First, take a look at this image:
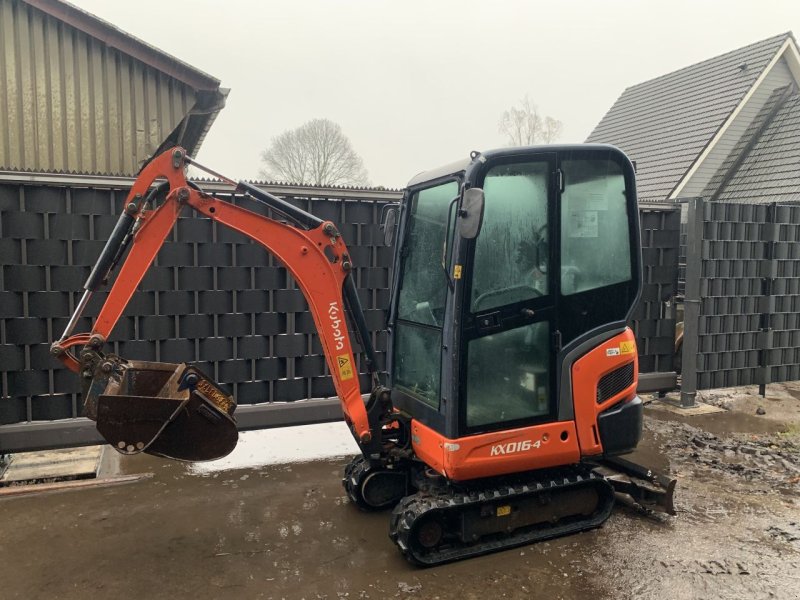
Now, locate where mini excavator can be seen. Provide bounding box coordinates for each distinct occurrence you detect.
[51,144,675,565]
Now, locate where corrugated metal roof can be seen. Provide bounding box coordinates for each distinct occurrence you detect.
[586,32,792,202]
[0,0,226,176]
[23,0,221,90]
[0,169,405,200]
[715,90,800,203]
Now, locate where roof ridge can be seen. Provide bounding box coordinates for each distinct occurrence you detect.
[620,32,791,94]
[242,179,401,192]
[0,167,402,192]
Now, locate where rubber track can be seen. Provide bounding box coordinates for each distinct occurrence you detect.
[389,466,615,566]
[343,455,371,509]
[342,455,403,509]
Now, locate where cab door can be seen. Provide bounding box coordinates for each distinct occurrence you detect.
[390,179,459,431]
[458,155,558,435]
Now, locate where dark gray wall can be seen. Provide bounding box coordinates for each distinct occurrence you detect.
[0,180,396,429]
[681,199,800,397]
[0,178,679,451]
[630,207,681,374]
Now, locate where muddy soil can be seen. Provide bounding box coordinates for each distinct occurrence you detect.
[1,385,799,600]
[612,415,800,600]
[646,414,800,491]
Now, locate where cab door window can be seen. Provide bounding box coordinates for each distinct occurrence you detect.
[466,321,551,428]
[470,162,550,312]
[465,159,554,431]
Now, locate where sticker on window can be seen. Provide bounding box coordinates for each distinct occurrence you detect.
[568,210,598,238]
[585,193,609,211]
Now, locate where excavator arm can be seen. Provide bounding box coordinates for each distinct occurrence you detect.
[51,147,385,461]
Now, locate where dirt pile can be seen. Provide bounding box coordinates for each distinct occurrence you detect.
[646,417,800,492]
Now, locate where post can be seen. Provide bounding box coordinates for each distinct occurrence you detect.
[680,197,704,408]
[757,203,779,397]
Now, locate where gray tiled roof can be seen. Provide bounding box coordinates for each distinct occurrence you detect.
[715,90,800,203]
[587,33,792,202]
[700,85,792,199]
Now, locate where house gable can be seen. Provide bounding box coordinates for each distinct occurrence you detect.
[587,33,792,203]
[674,37,800,199]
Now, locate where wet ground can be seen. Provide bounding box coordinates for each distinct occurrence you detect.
[1,385,799,600]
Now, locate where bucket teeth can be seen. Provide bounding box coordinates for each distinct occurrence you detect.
[83,355,238,462]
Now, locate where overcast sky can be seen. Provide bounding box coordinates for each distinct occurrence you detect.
[74,0,800,188]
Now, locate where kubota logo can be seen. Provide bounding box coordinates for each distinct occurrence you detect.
[328,302,345,351]
[490,439,541,456]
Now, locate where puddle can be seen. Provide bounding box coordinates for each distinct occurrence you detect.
[98,421,360,478]
[188,421,360,474]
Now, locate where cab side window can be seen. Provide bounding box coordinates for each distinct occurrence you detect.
[560,159,631,295]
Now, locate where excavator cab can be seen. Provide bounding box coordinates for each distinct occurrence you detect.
[387,146,642,480]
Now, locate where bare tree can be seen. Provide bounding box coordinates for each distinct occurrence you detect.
[541,116,563,144]
[499,96,563,146]
[259,118,369,186]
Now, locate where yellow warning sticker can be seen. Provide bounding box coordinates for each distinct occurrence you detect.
[336,354,354,380]
[496,505,511,517]
[453,264,462,279]
[619,341,636,355]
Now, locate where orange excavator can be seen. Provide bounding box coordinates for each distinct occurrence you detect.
[50,145,674,565]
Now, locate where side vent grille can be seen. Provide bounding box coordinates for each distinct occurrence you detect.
[596,362,635,404]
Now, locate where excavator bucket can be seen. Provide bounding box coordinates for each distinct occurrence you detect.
[82,356,238,462]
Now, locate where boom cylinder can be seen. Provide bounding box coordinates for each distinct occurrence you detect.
[343,274,380,380]
[237,181,324,230]
[84,204,137,291]
[57,203,137,341]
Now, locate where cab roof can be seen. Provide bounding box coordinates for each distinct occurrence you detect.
[405,144,624,188]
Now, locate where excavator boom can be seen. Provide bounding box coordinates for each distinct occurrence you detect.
[51,146,379,460]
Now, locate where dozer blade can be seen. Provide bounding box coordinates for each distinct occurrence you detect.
[83,356,238,462]
[592,455,676,516]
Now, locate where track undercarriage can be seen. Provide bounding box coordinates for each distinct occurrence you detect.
[344,451,675,566]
